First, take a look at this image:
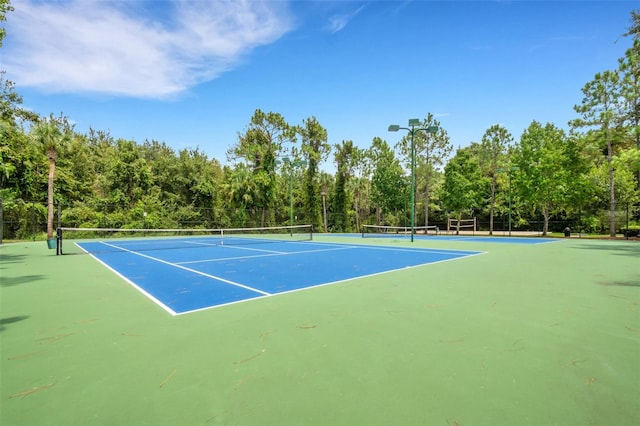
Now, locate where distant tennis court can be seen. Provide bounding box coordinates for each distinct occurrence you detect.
[62,225,483,315]
[360,224,558,244]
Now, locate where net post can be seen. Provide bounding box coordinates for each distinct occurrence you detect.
[56,227,62,255]
[220,229,224,245]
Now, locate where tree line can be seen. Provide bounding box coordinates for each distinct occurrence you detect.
[1,3,639,240]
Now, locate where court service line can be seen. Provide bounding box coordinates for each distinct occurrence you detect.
[177,252,284,265]
[98,241,272,296]
[176,245,358,265]
[305,241,480,256]
[184,240,287,255]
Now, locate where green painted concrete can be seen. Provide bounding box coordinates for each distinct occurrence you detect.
[1,237,638,425]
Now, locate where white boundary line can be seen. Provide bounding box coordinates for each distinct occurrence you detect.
[184,240,287,254]
[80,239,486,316]
[75,243,178,316]
[175,250,487,315]
[177,245,357,265]
[96,241,272,315]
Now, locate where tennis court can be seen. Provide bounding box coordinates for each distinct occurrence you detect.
[71,232,482,315]
[359,224,559,244]
[1,233,638,426]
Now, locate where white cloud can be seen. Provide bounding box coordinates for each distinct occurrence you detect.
[325,5,365,34]
[4,0,293,98]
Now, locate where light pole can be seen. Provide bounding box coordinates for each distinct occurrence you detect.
[388,119,438,242]
[496,166,519,236]
[321,184,328,233]
[279,157,307,227]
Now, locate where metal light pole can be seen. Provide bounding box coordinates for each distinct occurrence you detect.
[388,119,438,242]
[497,166,519,236]
[321,184,328,233]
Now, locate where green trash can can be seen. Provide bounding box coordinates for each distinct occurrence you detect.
[47,238,57,249]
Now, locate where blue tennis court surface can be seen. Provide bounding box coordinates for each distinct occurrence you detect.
[77,239,483,315]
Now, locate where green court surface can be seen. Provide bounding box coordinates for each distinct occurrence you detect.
[1,236,639,426]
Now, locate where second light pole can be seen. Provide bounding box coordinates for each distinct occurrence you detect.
[388,119,438,242]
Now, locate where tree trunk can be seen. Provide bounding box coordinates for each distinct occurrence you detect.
[542,205,549,237]
[489,176,496,236]
[321,192,328,233]
[47,155,56,240]
[423,166,431,229]
[353,191,359,233]
[608,137,616,238]
[424,185,430,229]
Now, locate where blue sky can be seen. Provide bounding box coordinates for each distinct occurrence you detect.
[2,0,636,171]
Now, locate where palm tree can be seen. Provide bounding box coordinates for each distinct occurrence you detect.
[31,116,71,241]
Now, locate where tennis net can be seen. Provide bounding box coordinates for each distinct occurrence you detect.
[361,224,439,238]
[57,224,313,255]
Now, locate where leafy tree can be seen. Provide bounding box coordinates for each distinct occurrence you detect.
[105,139,152,205]
[619,39,640,188]
[227,109,296,226]
[572,70,626,237]
[299,117,330,231]
[622,9,639,39]
[55,132,96,204]
[512,122,578,236]
[31,115,73,239]
[1,72,39,126]
[369,137,407,225]
[478,124,513,234]
[1,119,40,200]
[441,147,483,231]
[221,165,258,227]
[0,0,12,48]
[317,172,334,233]
[332,140,358,232]
[177,147,222,210]
[395,113,452,228]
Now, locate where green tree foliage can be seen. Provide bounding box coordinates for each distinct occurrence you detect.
[0,0,13,48]
[619,39,640,188]
[299,116,330,231]
[572,70,627,237]
[30,115,73,239]
[369,137,407,226]
[623,9,639,39]
[478,124,513,235]
[227,109,296,226]
[512,122,579,236]
[317,172,334,233]
[332,140,358,232]
[441,147,483,223]
[221,165,258,227]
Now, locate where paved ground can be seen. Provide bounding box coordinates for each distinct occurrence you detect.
[1,236,638,425]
